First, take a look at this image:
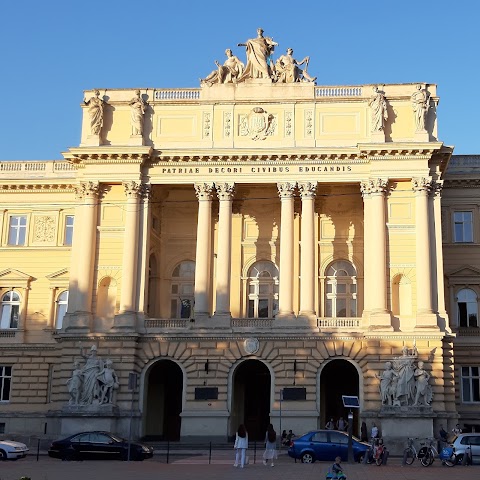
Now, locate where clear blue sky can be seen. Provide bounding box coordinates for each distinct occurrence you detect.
[0,0,477,160]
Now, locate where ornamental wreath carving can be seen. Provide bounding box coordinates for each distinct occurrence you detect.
[239,107,276,140]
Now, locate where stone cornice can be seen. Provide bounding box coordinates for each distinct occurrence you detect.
[63,146,153,166]
[0,183,75,193]
[444,179,480,188]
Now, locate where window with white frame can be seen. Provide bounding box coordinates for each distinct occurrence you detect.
[325,260,357,317]
[247,261,279,318]
[454,211,473,243]
[462,366,480,403]
[64,215,74,246]
[0,291,20,329]
[55,291,69,329]
[8,216,27,246]
[0,366,12,402]
[456,288,478,327]
[170,261,195,318]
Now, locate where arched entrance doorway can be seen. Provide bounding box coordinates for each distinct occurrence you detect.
[231,360,271,441]
[144,360,183,441]
[320,359,360,436]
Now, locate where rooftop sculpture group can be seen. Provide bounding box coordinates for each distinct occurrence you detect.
[201,28,316,86]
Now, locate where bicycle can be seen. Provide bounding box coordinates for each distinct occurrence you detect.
[403,438,431,467]
[421,438,438,466]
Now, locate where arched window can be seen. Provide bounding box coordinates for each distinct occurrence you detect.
[0,290,20,329]
[171,261,195,318]
[247,261,279,318]
[55,291,69,329]
[325,260,357,317]
[97,277,117,320]
[456,288,478,328]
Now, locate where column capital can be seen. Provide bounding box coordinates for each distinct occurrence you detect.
[277,181,296,198]
[76,181,100,200]
[216,182,235,200]
[430,179,443,197]
[298,181,317,198]
[123,181,142,198]
[194,182,215,200]
[412,176,433,193]
[360,178,388,197]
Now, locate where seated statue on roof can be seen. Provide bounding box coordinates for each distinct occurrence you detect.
[200,49,245,86]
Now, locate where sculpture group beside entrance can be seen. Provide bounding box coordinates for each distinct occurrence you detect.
[200,28,316,86]
[376,344,433,407]
[66,345,119,406]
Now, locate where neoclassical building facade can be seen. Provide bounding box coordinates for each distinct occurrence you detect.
[2,67,476,446]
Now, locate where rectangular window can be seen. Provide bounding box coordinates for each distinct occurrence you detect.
[0,366,12,401]
[8,216,27,246]
[64,215,74,246]
[0,304,19,329]
[454,211,473,243]
[0,422,5,433]
[462,366,480,403]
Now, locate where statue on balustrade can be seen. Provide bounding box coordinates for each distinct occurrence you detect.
[201,49,245,86]
[411,84,430,131]
[237,28,278,82]
[274,48,316,83]
[84,90,104,135]
[129,90,147,135]
[368,86,388,131]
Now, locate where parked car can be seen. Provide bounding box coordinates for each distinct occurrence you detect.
[288,429,370,463]
[449,433,480,464]
[0,439,29,460]
[48,431,153,461]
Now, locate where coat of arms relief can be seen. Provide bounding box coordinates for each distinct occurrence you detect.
[239,107,277,140]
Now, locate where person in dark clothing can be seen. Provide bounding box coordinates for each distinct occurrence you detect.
[360,421,368,442]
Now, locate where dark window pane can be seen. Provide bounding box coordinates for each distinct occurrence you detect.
[258,299,269,318]
[248,300,254,318]
[473,379,480,402]
[459,302,468,327]
[463,378,471,402]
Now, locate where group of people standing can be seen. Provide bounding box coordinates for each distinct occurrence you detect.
[325,416,349,432]
[233,423,278,468]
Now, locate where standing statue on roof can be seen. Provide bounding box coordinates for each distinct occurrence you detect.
[237,28,278,82]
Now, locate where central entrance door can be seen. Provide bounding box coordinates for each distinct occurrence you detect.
[231,360,271,441]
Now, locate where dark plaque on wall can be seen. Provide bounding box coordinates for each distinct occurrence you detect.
[282,387,306,401]
[195,387,219,400]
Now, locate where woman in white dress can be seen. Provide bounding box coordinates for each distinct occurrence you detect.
[263,423,277,467]
[234,424,248,468]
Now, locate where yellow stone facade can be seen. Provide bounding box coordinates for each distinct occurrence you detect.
[2,79,475,449]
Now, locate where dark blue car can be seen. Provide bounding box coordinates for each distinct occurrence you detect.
[287,430,370,463]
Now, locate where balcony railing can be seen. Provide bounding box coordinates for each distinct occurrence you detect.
[232,318,274,328]
[0,161,77,178]
[318,317,361,328]
[144,318,191,329]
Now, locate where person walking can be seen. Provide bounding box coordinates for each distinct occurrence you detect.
[263,423,277,467]
[234,424,248,468]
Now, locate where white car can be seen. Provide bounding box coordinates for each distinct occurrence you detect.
[0,440,29,460]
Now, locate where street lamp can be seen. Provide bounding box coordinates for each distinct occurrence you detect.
[347,410,354,464]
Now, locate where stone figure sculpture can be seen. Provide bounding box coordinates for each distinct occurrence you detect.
[275,48,316,83]
[66,360,83,405]
[84,90,104,135]
[376,361,398,406]
[368,86,388,131]
[96,359,119,404]
[129,90,146,135]
[65,345,120,406]
[237,28,278,82]
[413,361,433,406]
[411,84,429,131]
[201,49,245,86]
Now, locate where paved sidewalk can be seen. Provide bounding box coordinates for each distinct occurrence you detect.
[0,453,477,480]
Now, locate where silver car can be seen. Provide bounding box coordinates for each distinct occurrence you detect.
[0,439,29,460]
[450,433,480,464]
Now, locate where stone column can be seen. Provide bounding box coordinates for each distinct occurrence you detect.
[431,181,448,324]
[276,182,296,322]
[412,177,438,329]
[361,179,392,330]
[65,181,99,332]
[194,183,214,320]
[298,182,317,326]
[113,181,142,331]
[213,182,235,324]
